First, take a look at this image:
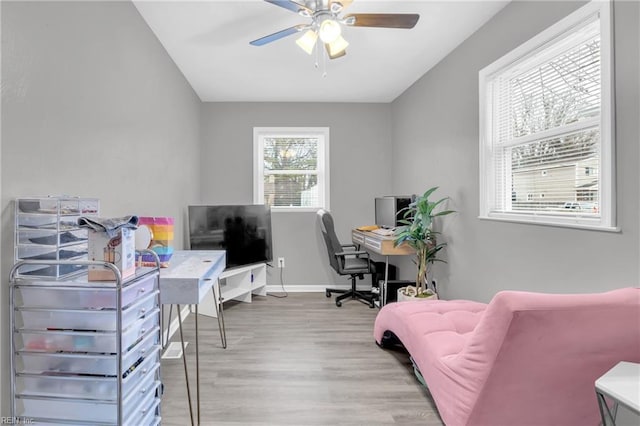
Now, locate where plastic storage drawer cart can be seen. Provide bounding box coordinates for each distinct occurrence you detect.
[9,259,162,425]
[15,197,99,279]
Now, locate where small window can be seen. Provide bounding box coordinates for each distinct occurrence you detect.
[253,127,330,212]
[479,1,615,231]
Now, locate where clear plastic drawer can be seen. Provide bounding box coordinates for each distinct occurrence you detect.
[137,398,161,426]
[15,273,158,310]
[17,197,99,215]
[15,374,116,400]
[17,290,158,332]
[120,350,160,398]
[15,380,159,423]
[16,332,159,376]
[17,213,81,230]
[17,312,159,353]
[15,350,159,400]
[15,243,87,263]
[17,228,87,246]
[13,263,87,279]
[16,397,116,423]
[129,395,161,426]
[123,382,161,426]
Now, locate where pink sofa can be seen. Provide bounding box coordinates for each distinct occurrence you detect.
[374,287,640,426]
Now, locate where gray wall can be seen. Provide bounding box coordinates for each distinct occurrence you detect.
[390,0,640,301]
[200,103,392,287]
[1,1,201,413]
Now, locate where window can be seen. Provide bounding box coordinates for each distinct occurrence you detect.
[479,1,615,230]
[253,127,330,211]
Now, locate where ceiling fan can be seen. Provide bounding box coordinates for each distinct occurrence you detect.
[250,0,420,60]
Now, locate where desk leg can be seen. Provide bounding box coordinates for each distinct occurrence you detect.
[381,256,390,307]
[195,304,200,426]
[177,304,195,426]
[597,391,618,426]
[163,304,174,349]
[213,281,227,349]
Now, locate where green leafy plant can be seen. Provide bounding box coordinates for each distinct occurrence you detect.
[394,187,454,297]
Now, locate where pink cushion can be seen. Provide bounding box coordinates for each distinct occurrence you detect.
[374,288,640,426]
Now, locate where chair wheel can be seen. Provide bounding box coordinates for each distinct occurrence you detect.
[369,301,375,308]
[325,290,331,298]
[336,300,342,307]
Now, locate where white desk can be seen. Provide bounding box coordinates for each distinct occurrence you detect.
[352,229,413,306]
[159,250,226,426]
[595,361,640,425]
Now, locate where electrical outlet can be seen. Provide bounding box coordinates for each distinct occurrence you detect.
[278,257,285,268]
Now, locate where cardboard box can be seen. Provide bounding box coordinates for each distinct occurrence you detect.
[88,228,136,281]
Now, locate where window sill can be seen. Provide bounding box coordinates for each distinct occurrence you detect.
[478,214,620,233]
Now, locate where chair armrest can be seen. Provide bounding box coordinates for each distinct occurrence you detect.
[341,244,359,250]
[334,250,369,258]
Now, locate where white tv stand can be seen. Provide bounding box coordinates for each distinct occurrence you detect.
[198,262,267,318]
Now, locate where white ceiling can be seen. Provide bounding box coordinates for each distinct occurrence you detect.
[133,0,509,102]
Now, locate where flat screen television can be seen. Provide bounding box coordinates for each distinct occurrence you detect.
[188,205,273,269]
[375,196,412,229]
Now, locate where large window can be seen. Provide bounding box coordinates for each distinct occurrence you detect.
[479,1,615,230]
[253,127,329,211]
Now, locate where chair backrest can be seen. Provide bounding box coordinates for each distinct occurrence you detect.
[317,209,344,274]
[457,287,640,425]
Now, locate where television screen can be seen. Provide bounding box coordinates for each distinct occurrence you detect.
[188,205,273,269]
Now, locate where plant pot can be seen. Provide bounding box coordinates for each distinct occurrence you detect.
[397,287,438,302]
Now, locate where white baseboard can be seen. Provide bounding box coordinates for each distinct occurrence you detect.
[265,284,373,293]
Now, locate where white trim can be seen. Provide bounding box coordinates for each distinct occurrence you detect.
[478,0,615,231]
[253,128,264,206]
[266,284,372,293]
[479,2,608,80]
[500,118,600,149]
[598,0,616,231]
[253,127,330,210]
[478,215,620,233]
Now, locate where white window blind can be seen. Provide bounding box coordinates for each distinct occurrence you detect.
[253,127,330,211]
[479,1,615,230]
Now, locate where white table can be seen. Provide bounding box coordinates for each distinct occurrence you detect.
[159,250,226,426]
[595,361,640,426]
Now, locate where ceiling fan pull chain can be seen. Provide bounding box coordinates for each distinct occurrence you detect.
[314,41,320,69]
[322,50,327,78]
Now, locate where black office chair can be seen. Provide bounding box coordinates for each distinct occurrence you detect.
[317,209,376,308]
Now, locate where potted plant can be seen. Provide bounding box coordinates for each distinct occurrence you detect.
[394,187,454,301]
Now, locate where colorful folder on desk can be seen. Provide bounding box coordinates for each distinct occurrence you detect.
[357,225,379,231]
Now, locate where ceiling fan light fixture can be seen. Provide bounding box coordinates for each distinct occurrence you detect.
[319,19,341,43]
[295,30,318,55]
[327,35,349,57]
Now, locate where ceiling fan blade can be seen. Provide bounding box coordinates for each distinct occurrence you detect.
[250,24,308,46]
[263,0,313,16]
[343,13,420,29]
[325,43,347,60]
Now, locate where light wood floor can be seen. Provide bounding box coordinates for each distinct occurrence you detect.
[160,293,443,425]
